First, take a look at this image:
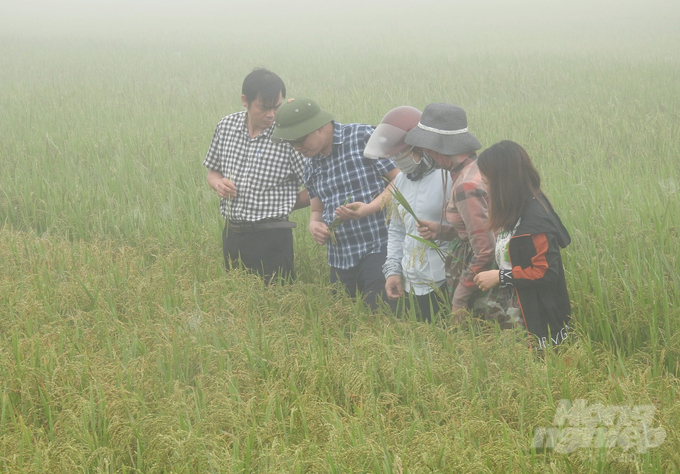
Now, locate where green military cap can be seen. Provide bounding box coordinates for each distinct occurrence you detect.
[271,97,334,142]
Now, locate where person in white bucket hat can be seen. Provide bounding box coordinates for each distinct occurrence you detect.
[405,103,495,323]
[365,106,452,322]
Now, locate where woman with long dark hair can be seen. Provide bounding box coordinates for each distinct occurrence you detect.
[473,141,572,348]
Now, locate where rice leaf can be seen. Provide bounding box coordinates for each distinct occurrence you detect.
[389,183,423,227]
[406,233,447,263]
[406,233,477,274]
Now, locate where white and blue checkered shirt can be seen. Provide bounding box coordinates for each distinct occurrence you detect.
[203,111,306,222]
[303,122,397,270]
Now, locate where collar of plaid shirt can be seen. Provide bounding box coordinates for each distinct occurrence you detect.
[449,154,476,182]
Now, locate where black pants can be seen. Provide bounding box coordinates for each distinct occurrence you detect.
[222,223,294,283]
[330,251,396,313]
[399,283,449,323]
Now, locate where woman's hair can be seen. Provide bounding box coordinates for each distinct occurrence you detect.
[477,140,543,232]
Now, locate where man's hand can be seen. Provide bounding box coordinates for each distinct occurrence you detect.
[385,275,404,300]
[214,178,237,199]
[207,171,237,199]
[416,219,440,240]
[309,221,330,245]
[334,202,371,221]
[474,270,500,292]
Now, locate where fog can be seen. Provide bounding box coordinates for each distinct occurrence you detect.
[2,0,679,55]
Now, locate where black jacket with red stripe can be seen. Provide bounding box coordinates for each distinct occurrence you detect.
[505,194,571,348]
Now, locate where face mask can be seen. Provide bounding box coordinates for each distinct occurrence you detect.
[422,150,441,170]
[405,150,436,180]
[419,150,435,171]
[394,149,421,174]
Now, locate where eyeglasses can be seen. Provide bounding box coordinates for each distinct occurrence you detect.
[272,134,308,147]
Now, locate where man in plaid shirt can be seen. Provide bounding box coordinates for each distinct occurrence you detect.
[271,98,399,311]
[203,68,309,282]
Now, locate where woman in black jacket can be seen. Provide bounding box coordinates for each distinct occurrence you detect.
[473,141,571,348]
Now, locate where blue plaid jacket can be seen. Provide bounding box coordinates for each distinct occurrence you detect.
[303,121,397,269]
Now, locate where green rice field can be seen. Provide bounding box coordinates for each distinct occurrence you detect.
[1,0,679,472]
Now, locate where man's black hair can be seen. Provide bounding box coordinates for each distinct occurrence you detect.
[242,68,286,107]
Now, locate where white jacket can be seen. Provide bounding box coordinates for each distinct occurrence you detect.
[383,169,452,295]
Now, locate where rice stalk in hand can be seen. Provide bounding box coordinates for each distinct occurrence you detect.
[392,183,448,265]
[389,182,423,227]
[394,182,477,275]
[392,182,449,265]
[328,194,352,245]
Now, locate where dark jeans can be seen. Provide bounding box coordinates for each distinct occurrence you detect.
[222,223,294,283]
[398,283,449,323]
[330,251,396,313]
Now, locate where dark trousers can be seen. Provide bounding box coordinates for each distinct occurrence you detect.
[398,283,449,323]
[330,251,396,313]
[222,223,294,283]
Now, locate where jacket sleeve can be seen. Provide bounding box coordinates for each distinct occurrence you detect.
[383,206,405,279]
[507,232,561,287]
[450,181,495,309]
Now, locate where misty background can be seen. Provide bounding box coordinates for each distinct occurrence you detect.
[3,0,679,126]
[2,0,679,53]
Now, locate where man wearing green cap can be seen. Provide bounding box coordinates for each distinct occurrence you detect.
[272,98,399,311]
[203,68,309,282]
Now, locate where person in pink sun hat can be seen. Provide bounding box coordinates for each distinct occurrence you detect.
[364,106,452,322]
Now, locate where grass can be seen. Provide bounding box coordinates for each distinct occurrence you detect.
[1,0,680,471]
